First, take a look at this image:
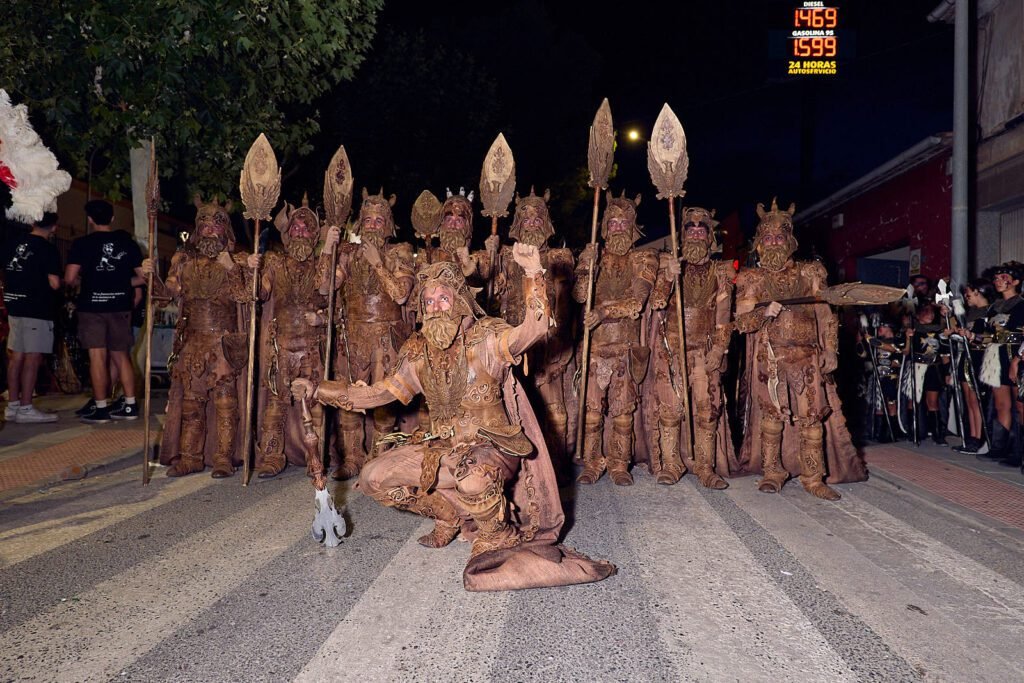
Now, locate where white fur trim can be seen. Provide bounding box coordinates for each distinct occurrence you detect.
[0,89,72,223]
[980,344,1002,388]
[900,363,927,403]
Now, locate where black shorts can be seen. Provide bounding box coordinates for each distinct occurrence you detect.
[78,311,133,352]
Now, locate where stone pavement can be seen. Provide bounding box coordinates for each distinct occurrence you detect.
[1,432,1023,681]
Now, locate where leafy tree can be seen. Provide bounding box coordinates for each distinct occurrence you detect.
[0,0,384,200]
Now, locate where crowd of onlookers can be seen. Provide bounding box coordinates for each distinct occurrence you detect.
[855,267,1024,470]
[2,199,144,424]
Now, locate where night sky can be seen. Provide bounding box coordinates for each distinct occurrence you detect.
[295,0,954,249]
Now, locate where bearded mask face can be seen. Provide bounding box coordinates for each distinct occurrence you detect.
[753,199,797,272]
[193,198,233,259]
[605,216,634,255]
[421,285,462,349]
[517,207,548,247]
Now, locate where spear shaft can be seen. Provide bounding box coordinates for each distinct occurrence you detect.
[574,188,601,459]
[141,141,157,486]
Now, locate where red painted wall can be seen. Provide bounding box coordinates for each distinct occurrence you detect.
[804,151,952,282]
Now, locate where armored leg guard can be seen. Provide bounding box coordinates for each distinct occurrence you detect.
[693,420,728,489]
[546,402,570,462]
[210,389,237,479]
[797,422,841,500]
[255,397,287,478]
[607,414,635,486]
[333,411,367,481]
[370,485,461,548]
[166,398,206,477]
[757,416,788,493]
[655,413,686,485]
[577,411,606,485]
[457,467,519,558]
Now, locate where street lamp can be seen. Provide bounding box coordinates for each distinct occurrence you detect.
[627,129,640,142]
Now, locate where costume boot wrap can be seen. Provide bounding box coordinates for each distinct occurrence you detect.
[371,485,461,548]
[607,414,635,486]
[757,416,788,493]
[457,468,519,557]
[210,389,237,478]
[655,413,685,484]
[693,420,728,489]
[546,402,569,462]
[577,411,606,484]
[798,422,841,500]
[167,398,206,477]
[334,410,368,480]
[255,397,287,478]
[929,410,947,446]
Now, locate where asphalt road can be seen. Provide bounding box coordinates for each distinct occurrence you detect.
[2,454,1023,682]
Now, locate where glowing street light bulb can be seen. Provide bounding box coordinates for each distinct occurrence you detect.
[627,129,640,142]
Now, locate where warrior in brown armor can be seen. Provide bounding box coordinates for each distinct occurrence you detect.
[734,199,865,499]
[321,188,416,480]
[646,207,732,487]
[144,197,249,478]
[292,245,615,591]
[249,197,329,478]
[493,188,576,461]
[428,189,498,283]
[574,192,658,486]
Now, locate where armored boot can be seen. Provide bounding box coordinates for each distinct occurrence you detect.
[371,485,461,548]
[693,420,728,489]
[546,402,570,462]
[577,411,606,485]
[373,406,397,444]
[607,414,635,486]
[255,397,287,478]
[798,422,841,500]
[655,413,686,484]
[980,422,1009,460]
[167,399,206,477]
[333,411,367,480]
[458,469,519,558]
[210,390,238,478]
[928,410,947,446]
[757,416,788,493]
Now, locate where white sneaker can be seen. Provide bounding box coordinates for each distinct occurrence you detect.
[4,404,19,420]
[15,406,58,423]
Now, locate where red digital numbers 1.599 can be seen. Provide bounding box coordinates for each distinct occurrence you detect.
[793,36,837,57]
[794,7,838,28]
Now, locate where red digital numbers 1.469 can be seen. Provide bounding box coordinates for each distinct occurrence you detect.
[794,7,838,28]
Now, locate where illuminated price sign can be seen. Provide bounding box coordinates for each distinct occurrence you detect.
[788,2,838,75]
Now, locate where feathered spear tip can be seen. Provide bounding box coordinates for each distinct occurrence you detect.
[0,90,72,223]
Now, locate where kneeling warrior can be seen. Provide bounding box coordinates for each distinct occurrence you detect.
[145,197,249,478]
[646,207,732,487]
[734,199,865,499]
[293,245,615,591]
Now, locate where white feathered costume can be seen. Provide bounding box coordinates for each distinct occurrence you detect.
[0,89,71,223]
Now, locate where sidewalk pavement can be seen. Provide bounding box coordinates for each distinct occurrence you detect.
[0,392,164,499]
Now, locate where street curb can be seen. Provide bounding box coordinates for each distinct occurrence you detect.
[0,442,151,505]
[868,464,1024,545]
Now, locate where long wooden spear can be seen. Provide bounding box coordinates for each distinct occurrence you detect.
[647,103,693,466]
[575,98,614,460]
[480,133,516,309]
[238,134,281,486]
[320,144,353,467]
[141,139,158,486]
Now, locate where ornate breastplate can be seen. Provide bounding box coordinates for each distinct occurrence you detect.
[595,251,633,302]
[182,256,230,302]
[419,338,469,428]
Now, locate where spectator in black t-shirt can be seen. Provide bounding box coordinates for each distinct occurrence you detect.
[65,200,144,423]
[2,212,61,423]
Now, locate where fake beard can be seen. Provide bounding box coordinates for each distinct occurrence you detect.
[520,228,548,248]
[287,236,316,262]
[681,238,709,264]
[422,312,461,350]
[195,235,226,259]
[439,231,465,254]
[606,232,633,256]
[759,244,793,271]
[361,230,386,249]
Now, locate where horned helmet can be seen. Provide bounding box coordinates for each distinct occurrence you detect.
[754,198,798,271]
[438,187,474,240]
[357,187,397,241]
[680,206,720,264]
[509,187,554,247]
[414,260,485,322]
[601,190,643,254]
[191,195,235,257]
[273,193,321,247]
